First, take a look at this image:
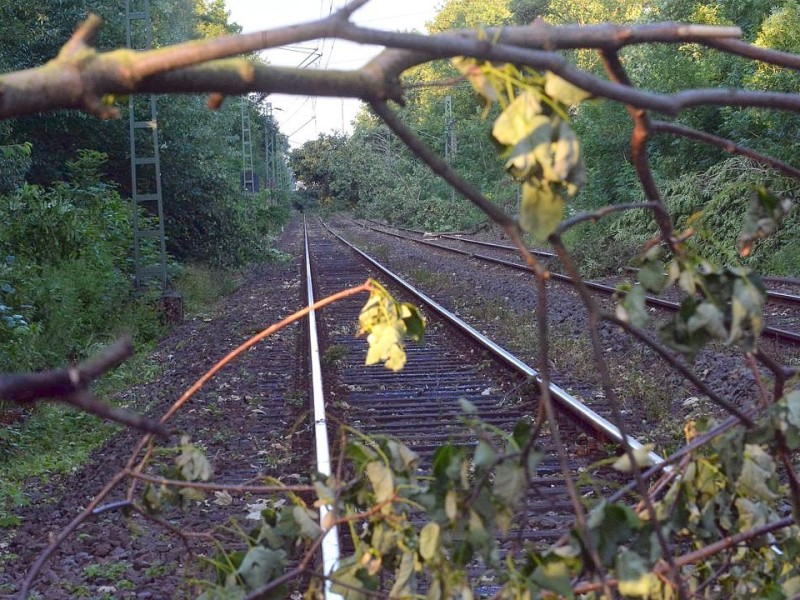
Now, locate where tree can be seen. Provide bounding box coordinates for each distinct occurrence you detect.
[3,1,800,598]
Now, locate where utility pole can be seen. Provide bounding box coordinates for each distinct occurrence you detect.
[125,0,167,291]
[241,96,256,193]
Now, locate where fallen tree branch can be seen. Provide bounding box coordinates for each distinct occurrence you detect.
[0,337,169,436]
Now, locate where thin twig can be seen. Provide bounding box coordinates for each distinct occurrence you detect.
[747,353,770,408]
[548,236,686,598]
[127,471,315,494]
[554,202,659,236]
[532,274,613,594]
[21,471,128,598]
[603,312,755,426]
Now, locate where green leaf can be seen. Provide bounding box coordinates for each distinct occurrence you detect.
[292,505,322,538]
[176,437,213,482]
[616,284,647,328]
[330,559,368,600]
[401,302,425,342]
[687,301,727,339]
[504,116,553,180]
[587,501,641,565]
[551,120,584,189]
[474,441,496,470]
[494,462,526,510]
[778,391,800,449]
[366,461,395,504]
[531,558,574,598]
[637,260,667,294]
[314,480,335,504]
[142,483,162,514]
[512,420,532,450]
[728,277,764,348]
[419,522,441,561]
[738,187,793,257]
[544,71,591,105]
[519,182,564,240]
[388,552,415,598]
[737,444,778,501]
[387,440,419,473]
[236,547,286,590]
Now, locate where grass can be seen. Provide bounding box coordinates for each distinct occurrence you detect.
[322,344,348,367]
[174,263,243,318]
[0,259,265,537]
[0,345,164,530]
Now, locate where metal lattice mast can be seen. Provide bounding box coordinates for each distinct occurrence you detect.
[265,103,278,201]
[444,95,457,161]
[241,96,255,193]
[444,95,457,201]
[126,0,167,289]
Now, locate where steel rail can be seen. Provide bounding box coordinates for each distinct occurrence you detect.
[303,217,343,600]
[362,217,556,259]
[321,219,663,467]
[439,233,556,258]
[355,219,800,344]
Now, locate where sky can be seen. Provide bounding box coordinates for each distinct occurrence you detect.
[224,0,442,148]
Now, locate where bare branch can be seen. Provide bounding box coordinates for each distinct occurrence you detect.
[600,49,678,252]
[705,37,800,70]
[128,471,315,494]
[0,337,169,436]
[651,120,800,181]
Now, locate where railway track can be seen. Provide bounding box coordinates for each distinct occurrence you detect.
[356,218,800,344]
[302,217,657,592]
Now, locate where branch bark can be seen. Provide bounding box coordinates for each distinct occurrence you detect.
[0,337,168,436]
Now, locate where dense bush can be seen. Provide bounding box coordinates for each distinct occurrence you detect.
[0,150,163,371]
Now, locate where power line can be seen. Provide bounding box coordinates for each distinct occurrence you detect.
[288,116,316,138]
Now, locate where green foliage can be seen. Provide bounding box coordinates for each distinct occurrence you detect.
[0,150,166,370]
[0,0,288,269]
[151,396,800,599]
[0,142,32,195]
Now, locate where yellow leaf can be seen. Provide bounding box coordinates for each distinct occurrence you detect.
[520,182,564,240]
[612,444,656,472]
[618,572,660,597]
[544,71,591,105]
[452,57,499,103]
[492,90,544,146]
